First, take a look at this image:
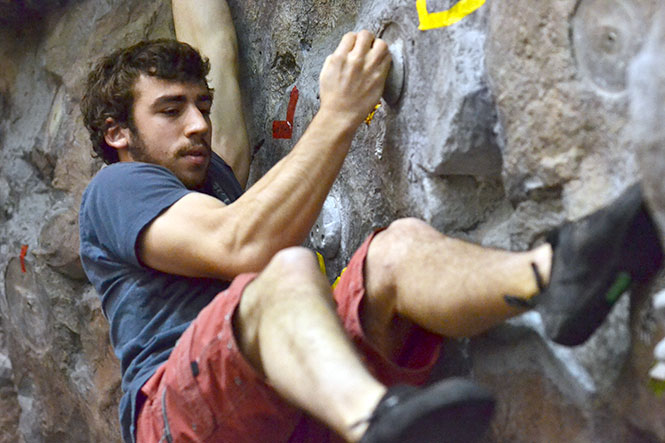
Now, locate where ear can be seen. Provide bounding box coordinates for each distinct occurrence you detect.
[104,117,132,151]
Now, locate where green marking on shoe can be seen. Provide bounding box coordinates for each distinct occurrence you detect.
[648,377,665,397]
[605,271,632,304]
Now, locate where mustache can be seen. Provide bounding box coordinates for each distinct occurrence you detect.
[176,141,211,157]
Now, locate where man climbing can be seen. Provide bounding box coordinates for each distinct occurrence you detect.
[78,1,663,442]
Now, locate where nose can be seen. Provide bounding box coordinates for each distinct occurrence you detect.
[184,105,210,137]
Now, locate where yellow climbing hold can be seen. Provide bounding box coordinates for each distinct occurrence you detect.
[417,0,486,30]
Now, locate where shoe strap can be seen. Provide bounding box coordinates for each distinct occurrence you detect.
[502,262,548,310]
[531,262,547,293]
[352,385,411,434]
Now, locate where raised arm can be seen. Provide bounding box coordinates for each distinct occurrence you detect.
[139,31,391,280]
[172,0,251,187]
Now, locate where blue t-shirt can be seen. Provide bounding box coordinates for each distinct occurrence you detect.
[79,153,243,443]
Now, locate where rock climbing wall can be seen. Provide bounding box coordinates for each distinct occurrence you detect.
[1,0,665,441]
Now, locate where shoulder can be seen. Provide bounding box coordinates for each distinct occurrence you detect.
[80,162,192,229]
[79,162,193,265]
[83,163,184,203]
[90,162,181,188]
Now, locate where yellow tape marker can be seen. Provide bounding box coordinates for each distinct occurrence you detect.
[331,267,347,290]
[316,251,347,290]
[417,0,486,30]
[316,251,327,275]
[365,103,382,126]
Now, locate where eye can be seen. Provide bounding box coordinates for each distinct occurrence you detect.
[161,108,181,116]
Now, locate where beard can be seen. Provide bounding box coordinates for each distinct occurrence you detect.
[127,128,160,165]
[127,127,210,190]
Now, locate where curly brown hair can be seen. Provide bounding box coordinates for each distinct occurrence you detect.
[81,39,211,164]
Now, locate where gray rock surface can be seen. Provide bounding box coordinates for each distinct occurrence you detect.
[1,0,664,441]
[629,6,665,246]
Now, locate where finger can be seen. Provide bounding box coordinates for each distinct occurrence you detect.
[379,50,392,74]
[372,37,388,52]
[375,54,392,89]
[334,32,357,56]
[350,30,375,56]
[369,38,390,65]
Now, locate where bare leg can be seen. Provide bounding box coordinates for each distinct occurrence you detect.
[364,218,552,357]
[236,247,385,442]
[172,0,251,187]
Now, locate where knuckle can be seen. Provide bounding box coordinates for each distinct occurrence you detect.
[347,52,362,64]
[324,53,341,68]
[373,38,388,52]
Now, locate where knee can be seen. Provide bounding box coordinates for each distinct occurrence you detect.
[250,247,328,305]
[371,218,431,263]
[387,217,433,234]
[366,218,436,296]
[263,247,320,283]
[236,247,331,369]
[383,218,432,243]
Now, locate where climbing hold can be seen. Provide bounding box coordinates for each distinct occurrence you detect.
[572,0,644,93]
[309,196,342,259]
[383,39,405,106]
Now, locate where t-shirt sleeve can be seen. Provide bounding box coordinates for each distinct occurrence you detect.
[80,163,192,268]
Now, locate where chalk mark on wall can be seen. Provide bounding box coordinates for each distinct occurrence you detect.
[417,0,486,30]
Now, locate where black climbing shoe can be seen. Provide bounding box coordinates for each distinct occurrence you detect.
[360,378,495,443]
[535,183,664,346]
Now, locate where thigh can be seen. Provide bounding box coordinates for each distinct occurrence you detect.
[136,273,303,443]
[333,230,444,386]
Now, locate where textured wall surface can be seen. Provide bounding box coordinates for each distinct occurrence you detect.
[1,0,665,441]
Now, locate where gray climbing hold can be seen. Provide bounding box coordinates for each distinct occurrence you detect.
[572,0,644,93]
[310,196,342,260]
[383,38,405,106]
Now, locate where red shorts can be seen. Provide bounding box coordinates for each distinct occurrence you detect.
[136,231,443,443]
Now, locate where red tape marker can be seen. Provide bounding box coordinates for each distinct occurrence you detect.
[20,244,28,273]
[272,86,299,139]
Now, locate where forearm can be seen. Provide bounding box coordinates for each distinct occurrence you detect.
[234,31,393,252]
[172,0,237,60]
[172,0,251,187]
[226,109,356,269]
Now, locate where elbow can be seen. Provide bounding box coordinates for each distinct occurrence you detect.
[234,243,274,274]
[211,217,276,277]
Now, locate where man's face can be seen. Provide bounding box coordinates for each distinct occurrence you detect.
[127,74,213,189]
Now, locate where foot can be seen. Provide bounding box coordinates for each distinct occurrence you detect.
[535,184,663,346]
[360,378,495,443]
